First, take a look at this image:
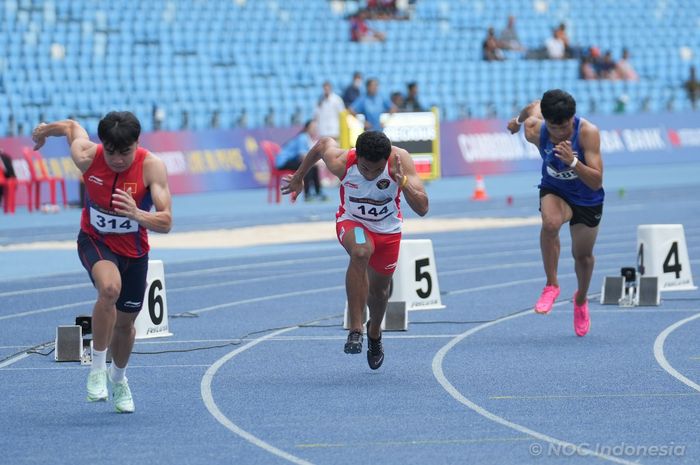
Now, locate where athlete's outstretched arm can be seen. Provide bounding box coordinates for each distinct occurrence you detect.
[392,148,428,217]
[32,120,97,173]
[507,100,543,145]
[281,137,347,198]
[111,154,173,233]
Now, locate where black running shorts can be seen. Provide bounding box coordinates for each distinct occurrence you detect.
[77,231,149,313]
[539,188,603,228]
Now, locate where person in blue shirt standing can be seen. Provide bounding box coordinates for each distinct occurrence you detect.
[276,120,325,201]
[349,78,396,131]
[508,89,604,337]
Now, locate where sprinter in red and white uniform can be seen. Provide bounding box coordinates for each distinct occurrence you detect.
[282,131,428,370]
[32,112,172,413]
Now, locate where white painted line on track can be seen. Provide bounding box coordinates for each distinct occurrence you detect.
[187,285,344,315]
[0,282,90,298]
[0,299,93,321]
[0,353,30,369]
[653,311,700,393]
[169,267,346,294]
[1,364,211,371]
[431,300,639,465]
[201,326,314,465]
[8,226,689,299]
[169,255,342,278]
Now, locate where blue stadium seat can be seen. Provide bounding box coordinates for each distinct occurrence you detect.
[0,0,698,134]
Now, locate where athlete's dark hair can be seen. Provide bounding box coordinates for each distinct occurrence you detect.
[540,89,576,124]
[355,131,391,162]
[98,111,141,152]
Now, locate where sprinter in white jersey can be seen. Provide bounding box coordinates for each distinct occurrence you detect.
[282,131,428,369]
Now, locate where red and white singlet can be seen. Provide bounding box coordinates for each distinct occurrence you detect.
[336,149,402,234]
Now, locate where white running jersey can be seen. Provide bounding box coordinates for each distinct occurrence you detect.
[336,149,403,234]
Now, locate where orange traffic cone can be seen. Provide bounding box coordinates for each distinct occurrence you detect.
[471,175,488,201]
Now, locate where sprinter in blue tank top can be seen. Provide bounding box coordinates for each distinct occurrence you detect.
[508,89,604,337]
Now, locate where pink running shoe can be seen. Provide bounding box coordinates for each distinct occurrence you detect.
[534,285,560,314]
[573,291,590,337]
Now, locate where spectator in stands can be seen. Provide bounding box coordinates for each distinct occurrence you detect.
[685,66,700,109]
[615,48,638,81]
[558,23,579,58]
[350,9,386,43]
[402,82,424,112]
[314,81,345,141]
[545,29,566,60]
[276,120,325,201]
[482,27,504,61]
[391,91,405,111]
[366,0,398,19]
[597,50,617,79]
[555,23,570,52]
[499,15,523,51]
[349,78,396,130]
[0,149,16,206]
[343,71,364,108]
[579,56,597,80]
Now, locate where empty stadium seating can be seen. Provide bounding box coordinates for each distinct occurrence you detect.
[0,0,698,136]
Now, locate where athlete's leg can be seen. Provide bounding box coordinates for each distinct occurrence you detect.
[570,223,599,305]
[366,268,392,339]
[110,310,138,369]
[90,260,122,352]
[339,225,375,333]
[539,194,572,286]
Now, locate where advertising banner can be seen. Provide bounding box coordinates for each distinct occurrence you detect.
[440,111,700,177]
[0,126,298,205]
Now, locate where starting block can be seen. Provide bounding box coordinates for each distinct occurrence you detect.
[600,267,660,307]
[56,316,112,365]
[134,260,172,339]
[637,224,696,292]
[55,325,82,362]
[637,276,661,306]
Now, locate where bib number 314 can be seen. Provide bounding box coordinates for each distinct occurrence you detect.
[90,207,135,234]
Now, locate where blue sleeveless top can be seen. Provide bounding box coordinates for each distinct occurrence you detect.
[538,116,604,206]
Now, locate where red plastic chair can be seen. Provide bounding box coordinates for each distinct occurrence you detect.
[2,153,33,213]
[23,147,67,210]
[260,140,295,203]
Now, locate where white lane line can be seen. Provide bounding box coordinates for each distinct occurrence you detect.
[5,225,687,298]
[134,334,460,345]
[187,286,344,315]
[431,300,638,465]
[0,353,30,369]
[653,311,700,392]
[0,282,90,298]
[0,299,93,321]
[201,326,314,465]
[169,267,346,294]
[169,255,342,278]
[0,364,211,371]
